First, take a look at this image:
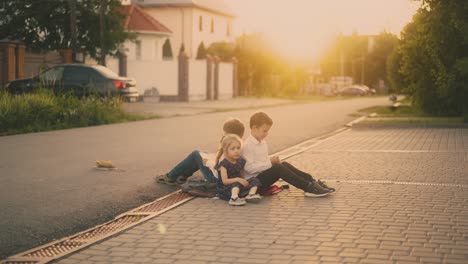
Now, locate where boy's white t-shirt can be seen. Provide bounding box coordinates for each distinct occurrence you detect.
[199,151,219,179]
[241,135,272,179]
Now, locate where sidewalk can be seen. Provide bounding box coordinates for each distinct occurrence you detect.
[7,126,468,264]
[122,98,295,117]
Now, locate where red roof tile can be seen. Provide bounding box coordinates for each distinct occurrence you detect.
[119,4,172,34]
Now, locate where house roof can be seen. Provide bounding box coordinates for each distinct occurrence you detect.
[133,0,235,18]
[120,4,172,34]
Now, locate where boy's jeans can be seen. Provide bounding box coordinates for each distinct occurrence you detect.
[167,150,217,183]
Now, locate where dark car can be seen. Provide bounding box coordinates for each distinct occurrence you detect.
[4,64,139,101]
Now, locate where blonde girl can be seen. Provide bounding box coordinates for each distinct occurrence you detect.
[215,134,261,206]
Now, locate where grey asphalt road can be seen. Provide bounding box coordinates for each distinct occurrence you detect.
[0,97,388,259]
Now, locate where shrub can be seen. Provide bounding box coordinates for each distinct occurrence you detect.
[0,89,143,136]
[196,41,207,60]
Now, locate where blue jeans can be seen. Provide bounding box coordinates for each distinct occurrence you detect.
[167,150,217,183]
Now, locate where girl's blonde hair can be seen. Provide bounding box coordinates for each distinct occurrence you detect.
[215,134,242,167]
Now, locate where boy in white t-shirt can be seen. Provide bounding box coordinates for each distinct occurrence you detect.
[242,112,334,197]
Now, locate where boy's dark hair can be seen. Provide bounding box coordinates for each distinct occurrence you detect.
[223,118,245,138]
[249,112,273,128]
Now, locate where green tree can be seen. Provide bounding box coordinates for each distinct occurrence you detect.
[386,45,406,93]
[206,41,236,61]
[319,32,398,89]
[196,41,206,60]
[365,32,399,89]
[0,0,134,63]
[162,38,173,59]
[233,34,289,96]
[398,0,468,116]
[179,43,185,55]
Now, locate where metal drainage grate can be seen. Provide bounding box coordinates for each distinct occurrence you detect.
[2,191,194,264]
[24,215,147,259]
[2,261,39,264]
[134,191,192,213]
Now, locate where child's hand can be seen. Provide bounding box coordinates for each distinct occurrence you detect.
[202,158,208,166]
[270,156,281,164]
[238,178,249,187]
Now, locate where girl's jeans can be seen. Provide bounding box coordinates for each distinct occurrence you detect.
[167,150,217,183]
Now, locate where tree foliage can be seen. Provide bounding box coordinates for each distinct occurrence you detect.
[398,0,468,116]
[196,41,206,60]
[206,41,236,61]
[162,38,173,59]
[0,0,134,63]
[202,36,304,96]
[319,32,399,90]
[233,34,291,96]
[386,45,405,93]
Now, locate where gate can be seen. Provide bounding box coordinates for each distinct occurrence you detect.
[24,51,63,77]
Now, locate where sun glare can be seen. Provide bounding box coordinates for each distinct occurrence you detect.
[225,0,420,63]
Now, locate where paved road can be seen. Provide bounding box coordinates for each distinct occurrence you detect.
[0,97,388,259]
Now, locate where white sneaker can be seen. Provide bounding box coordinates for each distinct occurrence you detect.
[245,194,262,203]
[229,197,246,206]
[304,191,329,197]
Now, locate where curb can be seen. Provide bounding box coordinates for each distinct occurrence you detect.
[352,122,468,129]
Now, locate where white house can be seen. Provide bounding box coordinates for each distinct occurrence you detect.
[132,0,236,58]
[104,3,180,95]
[101,0,237,101]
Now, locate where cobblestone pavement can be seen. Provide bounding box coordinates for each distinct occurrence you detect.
[55,127,468,264]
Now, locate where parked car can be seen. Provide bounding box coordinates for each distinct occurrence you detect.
[4,64,139,101]
[355,84,376,95]
[338,85,368,96]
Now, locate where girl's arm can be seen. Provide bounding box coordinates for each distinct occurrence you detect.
[220,166,248,186]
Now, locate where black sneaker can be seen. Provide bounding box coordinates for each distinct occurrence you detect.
[317,180,335,192]
[155,174,177,185]
[176,175,188,185]
[304,181,330,197]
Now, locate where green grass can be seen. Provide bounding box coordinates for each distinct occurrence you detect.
[358,104,426,117]
[0,89,146,136]
[362,117,464,125]
[355,101,465,125]
[277,94,369,101]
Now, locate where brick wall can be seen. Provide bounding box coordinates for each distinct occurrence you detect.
[0,40,71,85]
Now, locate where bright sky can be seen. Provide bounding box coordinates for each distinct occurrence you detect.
[224,0,420,63]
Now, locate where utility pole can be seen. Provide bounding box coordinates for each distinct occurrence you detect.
[67,0,77,62]
[340,52,344,77]
[99,0,107,66]
[361,56,365,84]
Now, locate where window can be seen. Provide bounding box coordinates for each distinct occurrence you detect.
[39,66,64,85]
[199,16,203,32]
[64,66,101,82]
[210,18,214,33]
[135,40,142,60]
[226,22,231,36]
